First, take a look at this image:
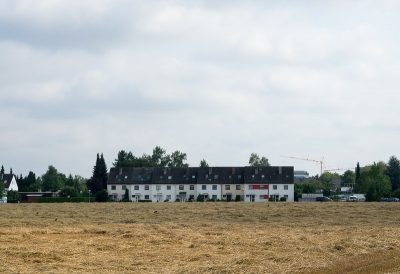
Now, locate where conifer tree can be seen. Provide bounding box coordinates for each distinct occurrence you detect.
[87,153,108,194]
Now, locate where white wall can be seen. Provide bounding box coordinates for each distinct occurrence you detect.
[196,184,221,200]
[107,183,294,202]
[8,177,18,192]
[269,184,294,202]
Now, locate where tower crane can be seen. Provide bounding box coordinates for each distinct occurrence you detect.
[281,156,324,175]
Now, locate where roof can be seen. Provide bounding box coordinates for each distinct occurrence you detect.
[1,174,16,189]
[108,166,294,185]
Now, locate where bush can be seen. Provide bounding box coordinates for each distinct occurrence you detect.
[95,190,109,202]
[7,191,21,203]
[393,188,400,199]
[39,197,91,203]
[279,197,287,202]
[59,187,79,198]
[196,195,205,202]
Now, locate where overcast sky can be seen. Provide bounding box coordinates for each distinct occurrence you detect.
[1,0,400,177]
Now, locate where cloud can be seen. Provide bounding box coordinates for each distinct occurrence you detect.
[1,1,400,177]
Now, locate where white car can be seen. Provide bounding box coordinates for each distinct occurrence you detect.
[348,196,358,202]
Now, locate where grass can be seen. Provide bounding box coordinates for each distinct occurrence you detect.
[0,202,400,273]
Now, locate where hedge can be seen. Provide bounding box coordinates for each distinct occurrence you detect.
[38,197,93,203]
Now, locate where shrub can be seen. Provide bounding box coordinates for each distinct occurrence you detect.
[95,190,109,202]
[38,197,91,203]
[196,195,205,202]
[280,197,287,202]
[7,191,21,203]
[59,187,79,198]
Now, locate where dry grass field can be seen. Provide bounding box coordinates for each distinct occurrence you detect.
[0,202,400,274]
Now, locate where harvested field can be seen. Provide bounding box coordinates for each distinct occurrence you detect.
[0,202,400,273]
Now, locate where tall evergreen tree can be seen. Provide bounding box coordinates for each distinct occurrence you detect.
[355,162,361,182]
[87,153,108,194]
[0,165,4,175]
[10,168,13,175]
[386,156,400,191]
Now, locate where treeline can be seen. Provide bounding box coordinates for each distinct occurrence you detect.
[113,146,189,168]
[0,164,88,202]
[295,156,400,201]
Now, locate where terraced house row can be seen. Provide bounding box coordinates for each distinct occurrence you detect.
[107,166,294,202]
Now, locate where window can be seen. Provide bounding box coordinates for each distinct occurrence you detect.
[214,174,219,180]
[238,175,242,179]
[212,185,217,190]
[235,195,241,201]
[212,195,217,200]
[156,185,161,191]
[189,195,195,200]
[248,185,253,190]
[236,185,241,190]
[202,185,206,190]
[190,185,194,190]
[192,175,196,179]
[167,185,171,190]
[179,185,184,190]
[134,185,139,190]
[166,195,171,200]
[259,195,265,199]
[284,185,288,190]
[273,185,277,190]
[168,176,172,180]
[111,185,116,190]
[284,195,288,199]
[144,195,149,200]
[225,185,230,190]
[122,185,126,190]
[145,185,150,190]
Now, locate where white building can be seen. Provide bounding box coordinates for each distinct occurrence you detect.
[1,173,18,203]
[107,166,294,202]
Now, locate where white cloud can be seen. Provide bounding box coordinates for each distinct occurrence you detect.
[1,1,400,177]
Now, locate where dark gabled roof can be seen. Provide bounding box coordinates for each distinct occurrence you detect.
[1,174,16,188]
[108,167,154,184]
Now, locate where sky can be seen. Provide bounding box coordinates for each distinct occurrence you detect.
[1,0,400,178]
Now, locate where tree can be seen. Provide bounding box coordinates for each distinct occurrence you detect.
[87,153,108,194]
[59,186,78,197]
[25,172,37,191]
[123,188,129,201]
[42,166,64,192]
[151,146,170,167]
[65,174,75,188]
[200,159,209,167]
[342,170,355,187]
[359,162,391,201]
[168,151,188,168]
[249,153,270,167]
[386,156,400,191]
[0,165,4,175]
[95,189,109,202]
[0,180,4,199]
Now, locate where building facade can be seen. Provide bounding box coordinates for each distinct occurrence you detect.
[107,166,294,202]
